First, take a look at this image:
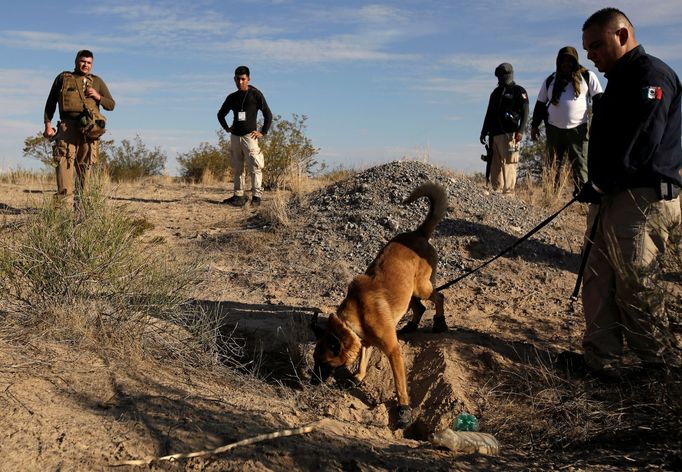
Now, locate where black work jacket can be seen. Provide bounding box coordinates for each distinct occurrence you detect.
[588,45,682,192]
[481,82,529,136]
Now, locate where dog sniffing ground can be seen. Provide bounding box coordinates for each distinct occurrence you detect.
[1,160,680,471]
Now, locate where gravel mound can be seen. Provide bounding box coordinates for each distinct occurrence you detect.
[284,160,571,296]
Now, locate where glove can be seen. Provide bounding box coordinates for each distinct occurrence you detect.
[480,134,487,145]
[574,182,603,204]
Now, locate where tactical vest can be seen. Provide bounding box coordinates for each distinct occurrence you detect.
[59,71,93,114]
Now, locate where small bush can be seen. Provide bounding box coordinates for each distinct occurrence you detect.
[0,177,210,364]
[177,131,231,183]
[23,132,115,170]
[106,135,167,181]
[22,132,54,167]
[260,114,319,190]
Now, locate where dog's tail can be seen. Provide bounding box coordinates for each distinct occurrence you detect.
[404,182,448,239]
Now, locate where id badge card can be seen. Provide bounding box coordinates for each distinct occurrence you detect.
[238,111,246,121]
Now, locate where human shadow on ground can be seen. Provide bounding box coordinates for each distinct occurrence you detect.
[22,189,49,194]
[0,203,37,215]
[52,298,516,470]
[63,366,509,470]
[109,196,181,204]
[399,325,585,377]
[437,217,582,273]
[185,299,321,382]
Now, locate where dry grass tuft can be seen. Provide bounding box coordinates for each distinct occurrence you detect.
[259,190,291,228]
[0,176,242,369]
[0,168,52,185]
[483,349,682,462]
[518,158,573,209]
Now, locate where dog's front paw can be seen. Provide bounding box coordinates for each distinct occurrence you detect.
[431,316,448,333]
[397,321,418,335]
[397,405,413,428]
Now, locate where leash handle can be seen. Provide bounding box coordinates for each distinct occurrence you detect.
[436,196,577,292]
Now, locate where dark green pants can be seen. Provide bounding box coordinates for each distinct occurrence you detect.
[545,123,588,190]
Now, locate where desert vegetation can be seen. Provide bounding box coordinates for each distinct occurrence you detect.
[1,137,680,469]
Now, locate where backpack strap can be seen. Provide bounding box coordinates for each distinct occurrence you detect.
[545,72,556,90]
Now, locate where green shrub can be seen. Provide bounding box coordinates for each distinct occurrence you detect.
[23,132,115,169]
[106,135,166,181]
[0,179,204,361]
[260,114,319,190]
[177,131,231,183]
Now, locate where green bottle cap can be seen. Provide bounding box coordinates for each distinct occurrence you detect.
[453,412,479,432]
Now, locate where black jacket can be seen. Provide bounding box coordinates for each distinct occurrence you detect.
[588,45,682,192]
[217,85,272,137]
[481,82,529,137]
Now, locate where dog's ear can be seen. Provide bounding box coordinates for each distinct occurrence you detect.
[310,312,326,339]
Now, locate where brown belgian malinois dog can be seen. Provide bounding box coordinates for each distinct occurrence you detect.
[310,182,448,428]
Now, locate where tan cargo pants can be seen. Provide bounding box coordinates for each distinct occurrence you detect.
[53,119,99,207]
[582,188,681,371]
[230,133,264,198]
[490,133,519,193]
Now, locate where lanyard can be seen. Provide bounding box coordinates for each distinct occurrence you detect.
[240,89,249,112]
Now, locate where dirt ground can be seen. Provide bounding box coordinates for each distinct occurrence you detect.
[1,167,680,471]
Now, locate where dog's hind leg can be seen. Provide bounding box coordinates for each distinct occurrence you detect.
[429,290,448,333]
[397,297,425,335]
[354,346,372,384]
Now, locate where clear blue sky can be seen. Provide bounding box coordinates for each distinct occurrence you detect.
[1,0,681,175]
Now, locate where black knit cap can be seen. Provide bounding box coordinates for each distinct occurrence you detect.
[494,63,514,78]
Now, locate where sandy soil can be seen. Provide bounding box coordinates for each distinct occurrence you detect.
[0,169,679,471]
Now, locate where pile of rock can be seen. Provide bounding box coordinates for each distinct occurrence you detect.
[285,160,562,285]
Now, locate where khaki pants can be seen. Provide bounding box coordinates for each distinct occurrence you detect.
[582,188,681,370]
[230,133,264,198]
[53,119,100,207]
[490,133,519,193]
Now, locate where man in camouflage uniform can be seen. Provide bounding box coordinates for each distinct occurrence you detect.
[43,49,115,207]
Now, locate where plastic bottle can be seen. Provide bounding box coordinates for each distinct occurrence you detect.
[429,429,499,456]
[453,412,479,432]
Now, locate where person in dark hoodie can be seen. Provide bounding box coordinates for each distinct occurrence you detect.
[217,65,273,207]
[480,63,529,194]
[530,47,603,192]
[576,8,682,379]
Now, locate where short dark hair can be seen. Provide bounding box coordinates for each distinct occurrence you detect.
[234,65,250,77]
[583,7,633,31]
[76,49,94,60]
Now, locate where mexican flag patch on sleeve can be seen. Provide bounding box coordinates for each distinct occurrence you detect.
[642,86,663,100]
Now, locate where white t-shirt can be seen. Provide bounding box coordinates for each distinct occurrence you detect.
[536,70,603,129]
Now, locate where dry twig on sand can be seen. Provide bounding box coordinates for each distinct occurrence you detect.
[110,419,324,467]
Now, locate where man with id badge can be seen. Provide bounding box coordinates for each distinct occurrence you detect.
[218,66,273,207]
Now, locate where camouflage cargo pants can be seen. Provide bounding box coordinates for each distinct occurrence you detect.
[53,119,99,207]
[582,187,681,371]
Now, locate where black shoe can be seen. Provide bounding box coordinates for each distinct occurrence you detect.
[397,321,418,335]
[222,195,247,207]
[251,196,261,207]
[432,315,448,333]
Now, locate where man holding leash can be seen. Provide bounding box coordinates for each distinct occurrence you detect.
[576,8,682,378]
[43,49,115,207]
